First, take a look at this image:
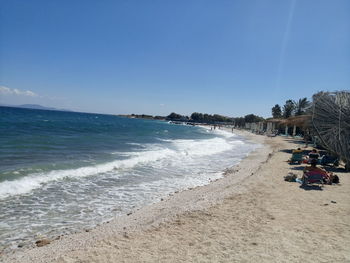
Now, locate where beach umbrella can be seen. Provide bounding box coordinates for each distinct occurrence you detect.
[311,91,350,170]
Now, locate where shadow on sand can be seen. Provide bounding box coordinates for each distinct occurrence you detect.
[299,184,323,191]
[289,163,347,174]
[290,166,305,171]
[280,149,293,154]
[282,137,308,145]
[321,166,348,174]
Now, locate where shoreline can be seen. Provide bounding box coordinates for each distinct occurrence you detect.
[3,130,350,262]
[2,129,269,262]
[0,125,249,251]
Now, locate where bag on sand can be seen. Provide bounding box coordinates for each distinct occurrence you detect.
[284,173,297,182]
[332,174,339,184]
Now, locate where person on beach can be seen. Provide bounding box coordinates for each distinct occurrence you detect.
[307,149,320,163]
[309,149,319,157]
[288,148,304,164]
[303,159,333,184]
[292,148,303,153]
[304,132,311,148]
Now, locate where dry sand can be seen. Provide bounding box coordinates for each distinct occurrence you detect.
[2,130,350,262]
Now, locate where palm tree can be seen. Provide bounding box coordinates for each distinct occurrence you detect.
[271,104,282,118]
[283,100,295,118]
[294,98,310,116]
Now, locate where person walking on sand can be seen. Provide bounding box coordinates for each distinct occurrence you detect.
[304,132,311,148]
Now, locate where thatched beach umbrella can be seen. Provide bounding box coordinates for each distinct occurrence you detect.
[311,91,350,170]
[282,115,311,128]
[278,115,311,136]
[265,118,284,134]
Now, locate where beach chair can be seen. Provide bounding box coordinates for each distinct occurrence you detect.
[302,171,326,186]
[267,132,277,137]
[289,152,303,164]
[319,155,339,167]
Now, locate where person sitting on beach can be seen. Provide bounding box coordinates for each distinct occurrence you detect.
[287,148,304,164]
[304,148,320,164]
[308,149,320,159]
[303,159,333,184]
[292,148,303,153]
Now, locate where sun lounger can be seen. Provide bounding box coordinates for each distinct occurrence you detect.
[302,171,327,186]
[289,152,303,164]
[319,155,339,167]
[267,133,277,137]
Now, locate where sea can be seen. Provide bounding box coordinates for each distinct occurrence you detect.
[0,106,258,250]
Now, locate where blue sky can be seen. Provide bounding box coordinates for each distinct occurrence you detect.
[1,0,349,117]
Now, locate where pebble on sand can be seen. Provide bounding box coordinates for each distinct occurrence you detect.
[35,239,50,247]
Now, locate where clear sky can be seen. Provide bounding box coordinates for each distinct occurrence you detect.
[1,0,349,117]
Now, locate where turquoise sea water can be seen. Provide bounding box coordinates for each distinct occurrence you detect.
[0,106,258,250]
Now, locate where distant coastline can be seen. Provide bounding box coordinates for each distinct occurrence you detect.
[0,104,72,112]
[118,112,264,128]
[117,113,166,120]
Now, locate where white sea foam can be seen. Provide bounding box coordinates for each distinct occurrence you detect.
[0,128,259,250]
[0,148,174,199]
[172,137,234,156]
[0,130,247,199]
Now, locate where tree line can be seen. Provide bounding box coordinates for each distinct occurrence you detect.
[166,112,264,127]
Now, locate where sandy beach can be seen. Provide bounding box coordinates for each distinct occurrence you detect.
[2,130,350,263]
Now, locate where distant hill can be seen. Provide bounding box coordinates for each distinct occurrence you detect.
[0,104,72,112]
[19,104,58,110]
